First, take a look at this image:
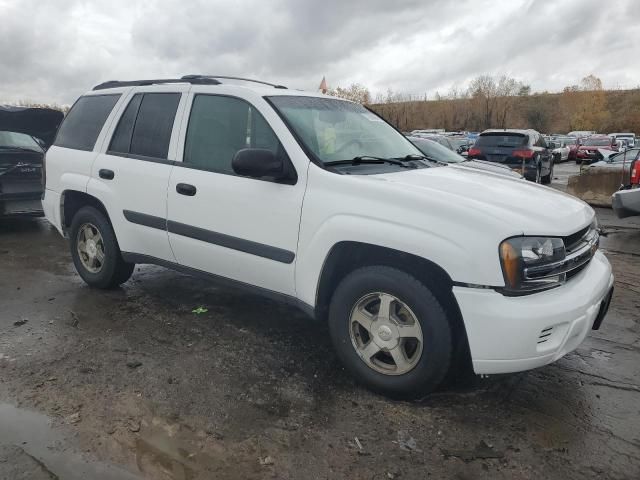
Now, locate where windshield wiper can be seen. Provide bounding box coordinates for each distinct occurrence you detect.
[325,156,416,168]
[396,154,448,166]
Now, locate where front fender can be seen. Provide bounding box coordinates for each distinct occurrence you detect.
[295,214,501,308]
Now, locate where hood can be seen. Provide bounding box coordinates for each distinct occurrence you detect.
[371,166,594,236]
[0,106,64,148]
[451,160,522,178]
[597,148,616,159]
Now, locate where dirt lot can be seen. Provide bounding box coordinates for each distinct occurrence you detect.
[1,163,639,479]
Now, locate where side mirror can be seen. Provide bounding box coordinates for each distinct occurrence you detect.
[232,148,285,180]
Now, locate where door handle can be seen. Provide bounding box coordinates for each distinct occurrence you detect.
[176,183,197,196]
[99,169,114,180]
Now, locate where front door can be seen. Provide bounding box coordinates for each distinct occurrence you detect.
[166,93,306,296]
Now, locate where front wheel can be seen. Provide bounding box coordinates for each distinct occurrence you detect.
[69,206,134,289]
[328,266,452,399]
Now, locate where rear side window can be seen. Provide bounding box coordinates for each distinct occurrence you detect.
[109,94,143,154]
[475,134,527,148]
[108,92,180,159]
[54,95,120,151]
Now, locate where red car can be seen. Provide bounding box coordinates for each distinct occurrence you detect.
[576,136,617,164]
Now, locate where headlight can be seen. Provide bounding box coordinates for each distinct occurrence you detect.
[499,236,566,294]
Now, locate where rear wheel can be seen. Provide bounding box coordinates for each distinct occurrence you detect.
[328,266,452,399]
[70,206,134,289]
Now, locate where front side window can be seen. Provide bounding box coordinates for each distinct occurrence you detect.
[267,96,421,164]
[183,95,281,175]
[537,135,547,148]
[54,94,120,151]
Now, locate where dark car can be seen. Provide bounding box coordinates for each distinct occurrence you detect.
[467,129,554,183]
[406,136,522,179]
[0,106,63,217]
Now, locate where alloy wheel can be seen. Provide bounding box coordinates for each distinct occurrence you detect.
[349,292,423,375]
[76,223,106,273]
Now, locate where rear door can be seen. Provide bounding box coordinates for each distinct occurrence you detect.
[88,86,190,261]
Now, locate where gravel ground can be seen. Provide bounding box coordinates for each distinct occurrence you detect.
[1,163,639,479]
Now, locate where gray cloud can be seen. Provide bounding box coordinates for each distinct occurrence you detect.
[0,0,638,105]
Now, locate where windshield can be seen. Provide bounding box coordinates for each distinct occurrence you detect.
[0,130,43,151]
[474,134,527,148]
[407,137,464,163]
[268,96,422,163]
[610,149,639,162]
[448,137,469,149]
[583,137,611,146]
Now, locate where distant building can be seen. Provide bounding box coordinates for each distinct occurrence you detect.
[319,76,328,94]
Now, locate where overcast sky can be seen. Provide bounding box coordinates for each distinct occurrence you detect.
[1,0,638,105]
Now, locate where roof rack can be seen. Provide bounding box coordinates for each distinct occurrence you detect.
[93,75,288,91]
[93,77,221,91]
[181,75,288,89]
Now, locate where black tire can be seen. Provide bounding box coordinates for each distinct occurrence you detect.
[328,266,452,399]
[69,206,134,289]
[541,160,553,184]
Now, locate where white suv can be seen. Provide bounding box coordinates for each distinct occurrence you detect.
[43,76,614,398]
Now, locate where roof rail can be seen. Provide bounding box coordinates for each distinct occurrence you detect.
[181,75,288,89]
[92,77,222,91]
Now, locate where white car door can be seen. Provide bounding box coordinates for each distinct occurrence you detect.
[88,86,190,261]
[166,90,307,296]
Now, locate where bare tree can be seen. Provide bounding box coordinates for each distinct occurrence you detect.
[327,83,372,105]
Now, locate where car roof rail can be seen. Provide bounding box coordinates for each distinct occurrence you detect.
[92,77,222,91]
[181,75,288,89]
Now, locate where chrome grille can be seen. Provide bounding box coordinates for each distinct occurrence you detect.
[524,225,599,281]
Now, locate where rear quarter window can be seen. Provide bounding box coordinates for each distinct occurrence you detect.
[54,94,120,151]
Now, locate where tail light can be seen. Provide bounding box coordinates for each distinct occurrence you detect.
[512,149,535,159]
[468,147,481,157]
[631,160,639,186]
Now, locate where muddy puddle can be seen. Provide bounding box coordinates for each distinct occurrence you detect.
[0,403,141,479]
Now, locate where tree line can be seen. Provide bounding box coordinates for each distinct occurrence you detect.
[327,75,640,134]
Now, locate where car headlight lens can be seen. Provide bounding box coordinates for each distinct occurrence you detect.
[499,236,566,294]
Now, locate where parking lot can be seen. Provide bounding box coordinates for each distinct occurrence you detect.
[1,162,639,480]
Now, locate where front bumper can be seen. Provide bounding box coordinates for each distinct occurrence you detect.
[612,188,640,218]
[454,250,614,374]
